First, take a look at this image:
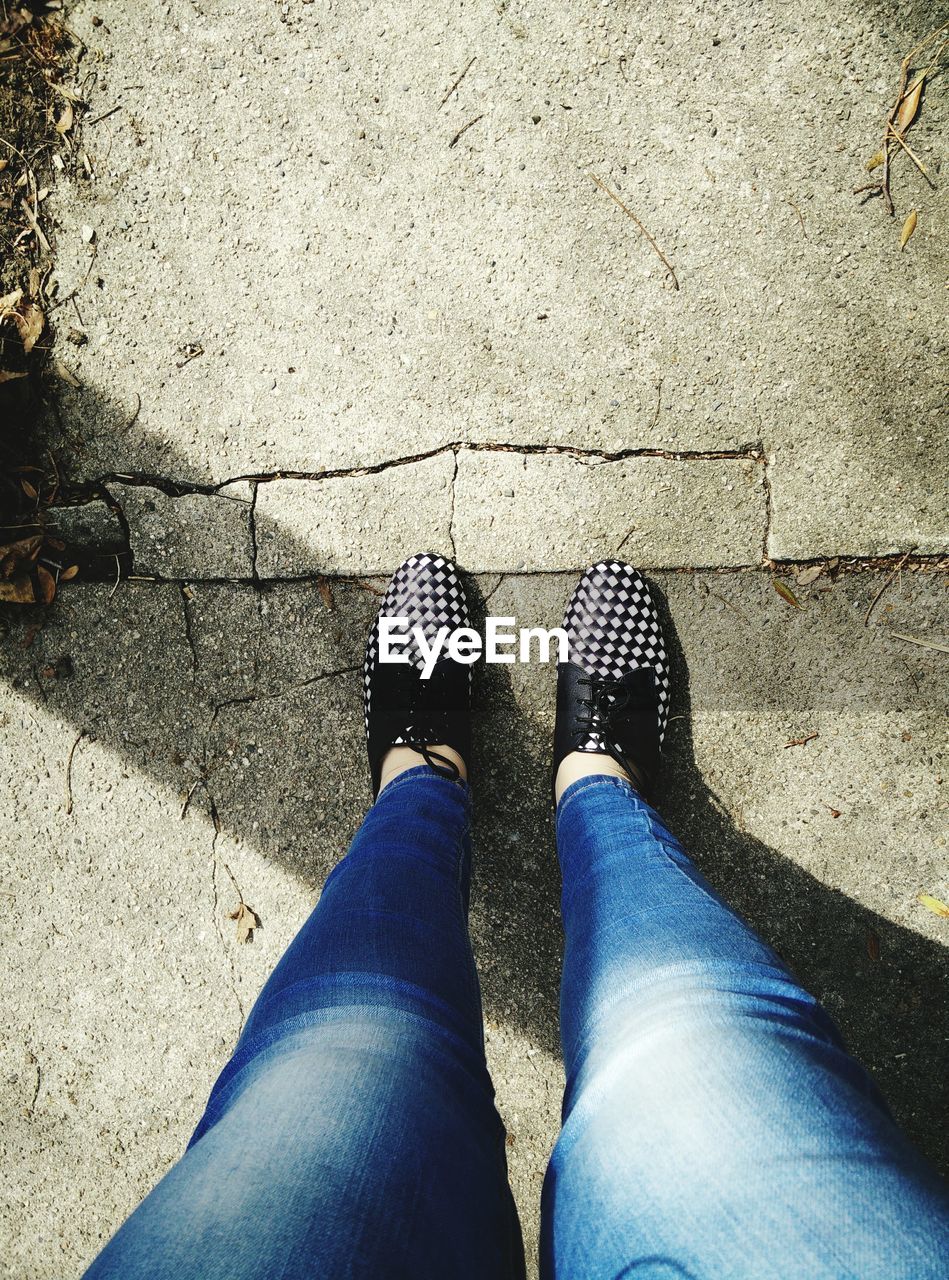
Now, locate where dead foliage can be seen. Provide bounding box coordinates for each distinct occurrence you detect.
[1,2,83,604]
[855,23,947,247]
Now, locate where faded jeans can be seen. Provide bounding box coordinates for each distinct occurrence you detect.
[85,766,949,1278]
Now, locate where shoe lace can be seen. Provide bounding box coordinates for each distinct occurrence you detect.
[398,673,461,784]
[575,674,647,792]
[576,674,631,739]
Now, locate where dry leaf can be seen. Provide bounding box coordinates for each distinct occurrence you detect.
[899,210,917,250]
[0,159,7,173]
[60,565,79,582]
[16,301,44,354]
[51,83,84,104]
[20,479,38,500]
[865,150,884,172]
[0,577,35,603]
[317,576,334,610]
[796,565,823,586]
[773,579,804,610]
[895,74,924,135]
[52,359,81,388]
[0,287,23,317]
[228,901,259,944]
[36,565,56,605]
[55,102,74,135]
[918,893,949,919]
[0,369,27,383]
[866,929,880,962]
[0,536,42,577]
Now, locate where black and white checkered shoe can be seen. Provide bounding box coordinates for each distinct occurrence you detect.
[364,553,472,797]
[554,561,671,800]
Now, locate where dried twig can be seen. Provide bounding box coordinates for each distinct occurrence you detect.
[64,728,86,814]
[439,57,475,108]
[890,631,949,654]
[864,546,916,625]
[649,379,663,430]
[449,113,484,148]
[590,173,679,290]
[885,123,933,181]
[877,25,948,214]
[784,197,807,236]
[180,776,204,820]
[84,103,121,127]
[785,732,819,749]
[18,196,51,253]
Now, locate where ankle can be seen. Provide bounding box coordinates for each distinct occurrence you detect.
[379,744,468,794]
[554,751,635,806]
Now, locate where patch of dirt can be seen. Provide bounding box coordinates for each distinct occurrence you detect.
[0,3,76,603]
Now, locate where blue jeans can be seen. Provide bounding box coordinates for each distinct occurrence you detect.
[85,768,949,1278]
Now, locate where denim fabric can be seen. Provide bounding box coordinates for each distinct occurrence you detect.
[543,776,949,1279]
[85,767,524,1280]
[85,769,949,1280]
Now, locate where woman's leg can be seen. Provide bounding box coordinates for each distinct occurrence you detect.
[542,774,949,1279]
[86,765,523,1279]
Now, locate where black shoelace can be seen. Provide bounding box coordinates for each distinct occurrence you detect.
[575,673,646,792]
[575,674,632,739]
[398,676,461,784]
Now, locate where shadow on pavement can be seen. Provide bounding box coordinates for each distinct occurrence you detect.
[463,573,948,1174]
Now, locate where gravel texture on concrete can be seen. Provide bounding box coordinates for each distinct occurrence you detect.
[254,453,455,576]
[111,481,255,578]
[451,450,765,568]
[43,0,947,562]
[1,570,946,1279]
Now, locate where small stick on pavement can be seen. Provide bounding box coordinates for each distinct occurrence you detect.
[890,631,949,654]
[590,173,679,290]
[864,546,916,626]
[784,197,806,236]
[85,104,122,127]
[19,197,52,254]
[885,123,934,184]
[65,728,87,815]
[785,732,819,749]
[440,57,475,108]
[449,113,484,148]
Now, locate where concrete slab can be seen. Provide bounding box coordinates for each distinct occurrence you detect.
[109,481,255,578]
[2,568,946,1278]
[48,500,126,555]
[43,0,947,559]
[453,450,765,568]
[254,453,455,576]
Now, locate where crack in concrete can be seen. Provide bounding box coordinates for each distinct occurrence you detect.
[480,574,506,608]
[61,552,949,587]
[448,450,459,562]
[207,664,363,733]
[70,438,768,502]
[248,481,261,584]
[761,452,775,565]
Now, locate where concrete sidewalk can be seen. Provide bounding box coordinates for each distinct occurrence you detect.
[2,0,947,1273]
[44,0,946,565]
[2,568,946,1278]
